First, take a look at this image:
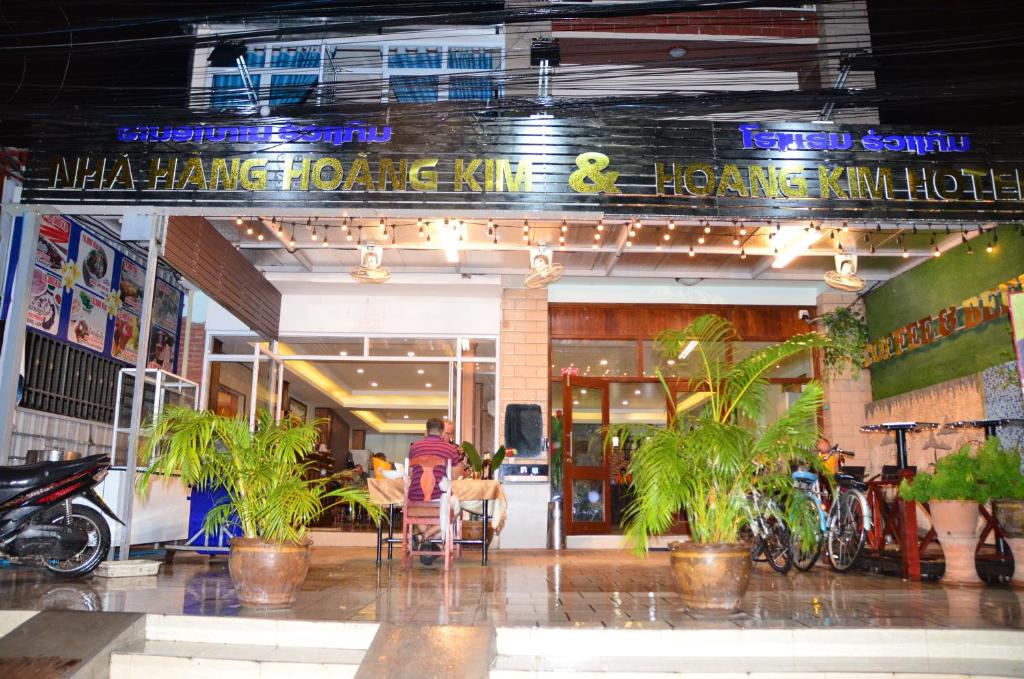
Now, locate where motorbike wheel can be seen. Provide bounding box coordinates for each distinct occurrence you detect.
[43,504,110,579]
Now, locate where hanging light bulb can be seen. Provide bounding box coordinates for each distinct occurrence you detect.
[379,218,386,237]
[932,244,940,257]
[322,229,329,247]
[235,216,243,226]
[593,228,601,242]
[869,244,875,254]
[829,230,836,240]
[257,231,264,241]
[559,234,566,246]
[341,218,349,233]
[634,219,642,230]
[863,232,870,243]
[703,221,711,234]
[493,229,498,245]
[876,222,882,232]
[663,230,671,241]
[597,219,604,232]
[418,220,425,238]
[655,242,662,252]
[732,235,740,247]
[698,235,705,245]
[739,223,747,236]
[668,219,675,231]
[986,240,994,253]
[836,242,844,253]
[626,239,633,248]
[522,232,529,243]
[487,218,494,236]
[346,230,353,241]
[356,228,362,246]
[842,222,849,232]
[522,219,529,234]
[245,224,254,236]
[912,224,918,235]
[775,221,782,232]
[628,221,636,238]
[902,247,909,258]
[311,228,318,241]
[688,244,695,257]
[740,248,747,259]
[560,220,568,234]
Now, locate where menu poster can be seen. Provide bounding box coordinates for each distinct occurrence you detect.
[77,229,114,295]
[119,257,144,314]
[153,278,182,332]
[147,326,176,373]
[112,309,140,363]
[36,214,71,273]
[26,266,62,336]
[67,287,108,352]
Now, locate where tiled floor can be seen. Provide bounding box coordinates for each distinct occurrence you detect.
[0,548,1022,630]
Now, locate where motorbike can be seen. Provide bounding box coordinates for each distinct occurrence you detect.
[0,454,122,578]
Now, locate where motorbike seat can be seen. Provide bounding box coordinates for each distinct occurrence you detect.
[0,455,108,491]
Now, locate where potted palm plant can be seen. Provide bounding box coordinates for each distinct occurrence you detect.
[458,441,508,545]
[139,406,380,607]
[977,439,1024,587]
[619,314,833,614]
[899,444,986,585]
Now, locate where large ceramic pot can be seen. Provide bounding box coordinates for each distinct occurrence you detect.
[669,541,751,614]
[228,537,312,607]
[993,499,1024,588]
[461,520,494,548]
[929,500,981,586]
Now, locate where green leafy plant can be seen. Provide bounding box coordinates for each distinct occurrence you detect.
[819,306,869,379]
[138,407,381,544]
[550,412,564,494]
[899,443,989,503]
[977,439,1024,500]
[460,441,506,476]
[614,314,837,554]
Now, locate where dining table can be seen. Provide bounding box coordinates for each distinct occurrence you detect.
[367,477,508,565]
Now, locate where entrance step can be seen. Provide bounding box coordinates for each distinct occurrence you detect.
[109,614,379,679]
[492,627,1024,677]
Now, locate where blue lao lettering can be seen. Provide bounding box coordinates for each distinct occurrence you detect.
[115,121,394,145]
[859,129,972,155]
[737,123,852,152]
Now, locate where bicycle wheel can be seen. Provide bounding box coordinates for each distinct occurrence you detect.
[792,495,822,572]
[827,491,867,573]
[764,518,793,575]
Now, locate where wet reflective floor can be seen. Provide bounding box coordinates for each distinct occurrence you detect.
[0,548,1022,630]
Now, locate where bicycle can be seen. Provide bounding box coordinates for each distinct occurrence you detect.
[790,446,873,572]
[747,486,793,575]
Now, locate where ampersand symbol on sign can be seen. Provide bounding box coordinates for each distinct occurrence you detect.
[568,152,621,194]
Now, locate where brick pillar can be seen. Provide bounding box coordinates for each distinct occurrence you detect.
[817,292,874,473]
[176,320,207,385]
[499,287,550,451]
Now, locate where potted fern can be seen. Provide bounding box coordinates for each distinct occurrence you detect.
[139,406,380,607]
[618,314,833,613]
[978,439,1024,587]
[899,444,987,585]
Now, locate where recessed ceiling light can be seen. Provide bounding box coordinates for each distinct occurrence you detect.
[357,368,364,374]
[425,383,432,388]
[666,359,676,366]
[417,369,424,375]
[599,359,608,366]
[339,351,348,356]
[580,389,587,395]
[634,389,641,395]
[407,351,415,357]
[622,400,629,405]
[370,381,378,387]
[403,414,409,419]
[573,400,579,405]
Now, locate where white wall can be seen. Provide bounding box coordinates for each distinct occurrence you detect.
[364,433,419,462]
[548,278,824,306]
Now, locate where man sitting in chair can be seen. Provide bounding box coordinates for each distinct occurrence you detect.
[408,417,464,563]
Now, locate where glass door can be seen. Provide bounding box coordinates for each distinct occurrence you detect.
[562,375,611,535]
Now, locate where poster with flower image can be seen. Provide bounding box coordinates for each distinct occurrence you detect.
[68,288,108,352]
[77,229,114,294]
[112,309,140,363]
[119,257,144,314]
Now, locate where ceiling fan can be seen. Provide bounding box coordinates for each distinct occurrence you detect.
[349,242,391,283]
[524,244,564,289]
[824,253,865,292]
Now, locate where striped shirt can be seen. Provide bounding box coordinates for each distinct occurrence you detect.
[407,435,461,501]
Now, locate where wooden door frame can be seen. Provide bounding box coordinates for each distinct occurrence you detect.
[562,375,612,535]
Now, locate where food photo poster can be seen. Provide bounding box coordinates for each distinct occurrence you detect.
[2,215,186,374]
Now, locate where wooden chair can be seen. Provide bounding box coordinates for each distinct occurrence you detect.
[401,455,458,570]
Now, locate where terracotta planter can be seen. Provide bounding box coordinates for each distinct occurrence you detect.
[669,541,751,614]
[928,500,981,586]
[228,537,312,607]
[993,499,1024,588]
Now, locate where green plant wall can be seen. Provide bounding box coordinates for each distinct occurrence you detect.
[865,224,1023,400]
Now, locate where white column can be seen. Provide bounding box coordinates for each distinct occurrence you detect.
[0,210,40,465]
[117,215,165,559]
